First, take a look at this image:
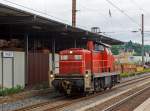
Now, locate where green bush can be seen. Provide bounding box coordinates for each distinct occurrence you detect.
[0,85,24,96]
[120,68,150,78]
[142,68,150,73]
[120,72,135,78]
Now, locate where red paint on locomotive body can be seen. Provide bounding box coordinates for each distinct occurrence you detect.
[59,48,91,75]
[102,47,114,73]
[59,46,115,76]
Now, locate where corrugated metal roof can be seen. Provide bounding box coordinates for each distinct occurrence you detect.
[0,2,124,45]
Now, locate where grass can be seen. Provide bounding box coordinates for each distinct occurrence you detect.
[0,85,24,96]
[120,68,150,78]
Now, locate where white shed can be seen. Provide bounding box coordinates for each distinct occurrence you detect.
[0,51,25,88]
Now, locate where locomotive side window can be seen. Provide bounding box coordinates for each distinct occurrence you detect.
[99,45,104,51]
[95,44,104,51]
[95,44,99,51]
[61,55,68,60]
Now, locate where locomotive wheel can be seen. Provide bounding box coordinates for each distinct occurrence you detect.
[109,85,113,89]
[103,87,107,91]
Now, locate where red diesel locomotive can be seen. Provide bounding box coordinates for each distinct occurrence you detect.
[50,41,120,95]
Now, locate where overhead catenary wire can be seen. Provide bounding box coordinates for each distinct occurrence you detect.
[2,0,70,23]
[1,0,89,29]
[129,0,150,16]
[79,4,109,28]
[79,4,126,32]
[78,4,148,39]
[105,0,140,27]
[2,0,150,39]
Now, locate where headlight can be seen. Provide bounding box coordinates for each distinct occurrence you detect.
[70,51,73,54]
[85,74,89,78]
[50,74,54,78]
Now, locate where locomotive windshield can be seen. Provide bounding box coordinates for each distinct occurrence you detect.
[60,55,82,61]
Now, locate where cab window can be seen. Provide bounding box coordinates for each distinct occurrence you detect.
[95,44,104,51]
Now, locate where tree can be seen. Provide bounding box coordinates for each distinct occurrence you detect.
[111,41,150,56]
[111,45,120,55]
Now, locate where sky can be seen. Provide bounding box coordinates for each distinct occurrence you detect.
[0,0,150,44]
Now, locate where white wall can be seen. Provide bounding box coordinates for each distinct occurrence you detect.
[3,58,13,88]
[0,51,25,88]
[49,53,59,74]
[14,52,25,87]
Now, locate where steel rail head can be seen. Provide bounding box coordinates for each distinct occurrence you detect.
[102,85,150,111]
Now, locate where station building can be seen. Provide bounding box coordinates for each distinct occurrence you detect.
[0,3,123,88]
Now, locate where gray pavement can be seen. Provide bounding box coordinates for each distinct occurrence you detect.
[134,98,150,111]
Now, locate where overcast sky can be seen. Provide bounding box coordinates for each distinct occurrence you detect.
[0,0,150,44]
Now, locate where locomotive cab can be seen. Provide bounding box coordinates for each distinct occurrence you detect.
[51,48,93,94]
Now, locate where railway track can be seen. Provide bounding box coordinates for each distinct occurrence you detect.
[0,74,147,111]
[102,85,150,111]
[12,96,66,111]
[50,76,150,111]
[13,74,150,111]
[0,88,53,104]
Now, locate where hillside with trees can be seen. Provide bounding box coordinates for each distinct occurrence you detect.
[111,40,150,56]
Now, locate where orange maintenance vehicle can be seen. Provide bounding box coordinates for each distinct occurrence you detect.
[50,41,120,95]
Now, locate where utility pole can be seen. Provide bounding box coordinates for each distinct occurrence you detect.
[141,14,144,65]
[72,0,77,48]
[72,0,76,27]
